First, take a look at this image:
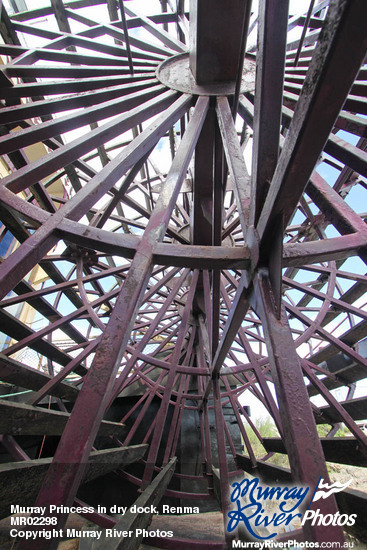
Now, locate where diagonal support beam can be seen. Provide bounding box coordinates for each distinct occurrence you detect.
[253,269,345,544]
[200,273,253,409]
[216,96,251,236]
[257,0,367,247]
[250,0,289,227]
[51,0,72,35]
[22,97,209,550]
[124,5,185,53]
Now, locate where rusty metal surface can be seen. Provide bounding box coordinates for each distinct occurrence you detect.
[0,0,366,547]
[156,52,256,96]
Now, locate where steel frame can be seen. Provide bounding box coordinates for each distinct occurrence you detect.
[0,0,366,547]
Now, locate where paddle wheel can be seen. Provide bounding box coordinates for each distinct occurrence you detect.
[0,0,366,547]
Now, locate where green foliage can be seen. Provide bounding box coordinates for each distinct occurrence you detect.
[243,416,289,468]
[243,418,352,470]
[316,423,351,437]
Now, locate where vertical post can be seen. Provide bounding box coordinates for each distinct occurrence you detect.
[212,120,224,356]
[212,375,234,545]
[254,269,345,543]
[118,0,134,74]
[192,104,215,245]
[250,0,289,227]
[189,0,252,84]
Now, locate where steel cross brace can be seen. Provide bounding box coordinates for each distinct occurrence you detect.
[251,269,344,543]
[197,2,367,544]
[18,96,209,550]
[207,0,367,383]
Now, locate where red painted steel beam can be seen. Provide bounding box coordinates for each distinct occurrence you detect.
[325,134,367,179]
[1,89,178,195]
[285,301,367,369]
[212,376,234,546]
[257,0,367,245]
[193,104,215,245]
[51,0,72,34]
[195,96,259,387]
[307,172,366,236]
[22,97,209,550]
[253,270,345,543]
[4,63,155,79]
[0,82,163,155]
[212,122,225,354]
[250,0,289,227]
[0,92,188,301]
[219,281,283,434]
[103,21,173,57]
[0,76,156,123]
[216,96,251,236]
[301,360,367,453]
[142,270,200,487]
[283,275,367,322]
[8,45,157,69]
[189,0,252,84]
[108,268,189,403]
[199,274,253,409]
[118,0,134,74]
[124,4,185,53]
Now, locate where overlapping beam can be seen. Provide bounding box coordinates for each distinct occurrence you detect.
[0,1,366,547]
[23,97,208,546]
[256,0,367,244]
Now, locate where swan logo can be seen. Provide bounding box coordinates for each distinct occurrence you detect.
[302,477,357,527]
[310,477,352,502]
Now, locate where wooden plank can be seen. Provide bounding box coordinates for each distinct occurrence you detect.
[237,453,293,484]
[0,399,126,438]
[308,363,367,398]
[212,467,221,508]
[262,437,367,467]
[0,353,79,401]
[305,329,367,400]
[236,454,367,540]
[0,444,147,519]
[81,457,176,550]
[335,485,367,541]
[307,320,367,367]
[0,310,73,367]
[317,396,367,425]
